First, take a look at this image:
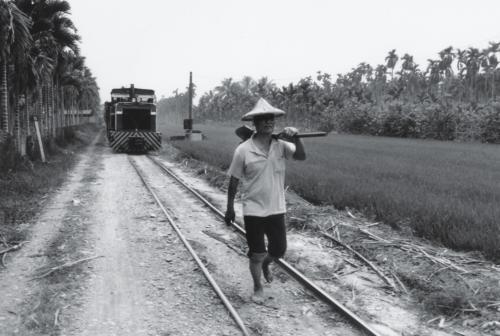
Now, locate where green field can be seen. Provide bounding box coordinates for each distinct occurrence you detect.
[159,122,500,259]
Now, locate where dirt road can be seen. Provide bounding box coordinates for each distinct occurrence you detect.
[0,133,493,336]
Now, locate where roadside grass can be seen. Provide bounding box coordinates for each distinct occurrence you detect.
[23,162,100,335]
[0,124,100,245]
[160,122,500,260]
[23,164,99,335]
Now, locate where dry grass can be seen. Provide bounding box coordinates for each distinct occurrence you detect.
[0,124,100,245]
[23,201,94,334]
[15,124,102,334]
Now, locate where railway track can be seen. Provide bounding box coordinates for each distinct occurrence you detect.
[129,154,384,336]
[129,155,250,336]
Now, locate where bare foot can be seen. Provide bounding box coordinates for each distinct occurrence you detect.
[262,262,273,283]
[251,288,265,304]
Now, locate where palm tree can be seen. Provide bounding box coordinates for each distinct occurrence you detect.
[426,59,441,97]
[255,76,276,97]
[480,48,491,100]
[0,0,32,135]
[11,37,42,153]
[26,0,78,137]
[456,49,468,101]
[372,64,387,104]
[316,71,332,92]
[464,48,481,102]
[25,50,53,138]
[215,77,233,98]
[486,42,499,99]
[240,76,256,95]
[214,77,235,119]
[438,47,454,78]
[57,50,82,129]
[76,67,100,112]
[51,12,80,134]
[385,49,399,80]
[438,47,454,97]
[400,54,419,100]
[295,76,315,127]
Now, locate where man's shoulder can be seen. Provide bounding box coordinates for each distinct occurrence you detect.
[236,139,253,152]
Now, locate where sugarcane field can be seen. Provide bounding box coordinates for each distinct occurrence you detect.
[1,1,500,336]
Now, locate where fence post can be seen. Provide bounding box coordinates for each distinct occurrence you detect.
[33,116,46,163]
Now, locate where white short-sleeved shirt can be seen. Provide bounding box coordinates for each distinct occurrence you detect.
[228,136,296,217]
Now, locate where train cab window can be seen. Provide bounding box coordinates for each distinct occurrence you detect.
[121,108,151,130]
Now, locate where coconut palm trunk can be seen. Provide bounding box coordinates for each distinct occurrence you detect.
[37,84,44,137]
[26,90,30,136]
[59,85,63,136]
[0,59,8,133]
[48,82,53,138]
[71,96,75,126]
[492,72,496,99]
[14,94,21,153]
[44,83,50,138]
[55,83,59,137]
[50,79,56,138]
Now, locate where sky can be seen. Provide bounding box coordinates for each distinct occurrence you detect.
[70,0,500,104]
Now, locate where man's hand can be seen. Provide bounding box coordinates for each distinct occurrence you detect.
[226,176,239,226]
[224,208,235,226]
[280,127,299,142]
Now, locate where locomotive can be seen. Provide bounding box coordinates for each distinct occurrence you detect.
[104,84,161,152]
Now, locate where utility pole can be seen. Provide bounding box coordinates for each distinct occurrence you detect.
[183,72,202,141]
[188,72,193,122]
[184,72,193,132]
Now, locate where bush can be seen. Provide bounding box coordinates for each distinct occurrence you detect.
[418,102,458,140]
[453,104,480,141]
[334,100,378,135]
[380,102,420,138]
[479,102,500,143]
[315,103,337,132]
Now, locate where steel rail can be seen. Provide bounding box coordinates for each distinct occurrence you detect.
[148,155,383,336]
[129,157,250,336]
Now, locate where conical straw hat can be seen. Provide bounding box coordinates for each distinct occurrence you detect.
[241,98,285,121]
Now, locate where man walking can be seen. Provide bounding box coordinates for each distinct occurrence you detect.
[224,98,306,301]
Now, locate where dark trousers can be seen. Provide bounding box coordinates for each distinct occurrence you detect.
[244,214,286,258]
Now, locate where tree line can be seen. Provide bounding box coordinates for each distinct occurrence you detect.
[0,0,99,158]
[164,43,500,143]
